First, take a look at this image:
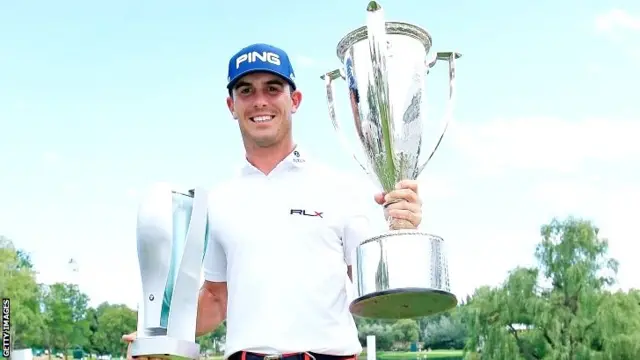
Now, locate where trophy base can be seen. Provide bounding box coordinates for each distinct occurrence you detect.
[351,229,457,319]
[131,336,200,360]
[350,287,457,319]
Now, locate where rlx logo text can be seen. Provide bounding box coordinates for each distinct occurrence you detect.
[290,209,323,218]
[236,51,281,69]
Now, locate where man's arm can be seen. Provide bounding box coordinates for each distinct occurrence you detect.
[195,280,227,337]
[199,203,228,337]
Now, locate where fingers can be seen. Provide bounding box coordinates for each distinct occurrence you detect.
[374,180,420,207]
[126,342,132,360]
[387,208,420,225]
[384,188,420,206]
[386,202,421,227]
[385,198,421,213]
[395,179,419,195]
[383,182,422,228]
[123,331,137,360]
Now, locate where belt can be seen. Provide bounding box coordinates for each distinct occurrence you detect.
[230,351,357,360]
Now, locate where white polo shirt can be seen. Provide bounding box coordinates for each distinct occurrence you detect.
[203,146,381,359]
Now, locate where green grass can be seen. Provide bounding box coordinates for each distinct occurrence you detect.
[207,350,465,360]
[371,350,463,359]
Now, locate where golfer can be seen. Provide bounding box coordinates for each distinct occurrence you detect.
[123,43,423,360]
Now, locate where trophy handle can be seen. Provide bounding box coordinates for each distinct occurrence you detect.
[321,69,368,173]
[415,51,462,177]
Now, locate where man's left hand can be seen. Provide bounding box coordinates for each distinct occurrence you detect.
[374,179,422,229]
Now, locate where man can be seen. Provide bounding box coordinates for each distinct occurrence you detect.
[123,43,423,360]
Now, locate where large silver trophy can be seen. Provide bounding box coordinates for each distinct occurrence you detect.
[321,1,461,319]
[131,183,209,359]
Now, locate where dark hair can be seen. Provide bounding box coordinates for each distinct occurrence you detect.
[227,78,295,99]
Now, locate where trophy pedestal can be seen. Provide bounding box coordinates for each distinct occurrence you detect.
[131,336,200,360]
[350,230,457,319]
[350,287,457,319]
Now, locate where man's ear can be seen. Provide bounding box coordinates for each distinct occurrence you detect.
[226,96,237,119]
[290,89,303,114]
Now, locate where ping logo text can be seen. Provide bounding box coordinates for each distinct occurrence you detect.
[236,51,281,69]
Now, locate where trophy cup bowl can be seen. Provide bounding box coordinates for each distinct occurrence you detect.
[321,1,461,319]
[131,183,209,359]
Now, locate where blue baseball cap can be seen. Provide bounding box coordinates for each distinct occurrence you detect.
[226,43,297,91]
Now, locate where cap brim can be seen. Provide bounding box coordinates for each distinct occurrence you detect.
[227,68,296,90]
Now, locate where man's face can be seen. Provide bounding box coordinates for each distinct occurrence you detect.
[226,72,302,148]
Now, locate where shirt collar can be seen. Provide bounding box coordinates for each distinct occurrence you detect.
[239,145,309,176]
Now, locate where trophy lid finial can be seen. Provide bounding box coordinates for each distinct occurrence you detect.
[366,1,382,12]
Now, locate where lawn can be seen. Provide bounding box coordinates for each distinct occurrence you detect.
[208,350,465,360]
[371,350,464,359]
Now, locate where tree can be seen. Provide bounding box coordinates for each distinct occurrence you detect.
[87,303,137,357]
[0,236,44,350]
[356,318,395,351]
[16,249,34,269]
[197,334,214,358]
[588,290,640,359]
[391,319,420,349]
[85,307,101,355]
[423,314,467,350]
[210,321,227,353]
[42,283,91,359]
[462,217,640,360]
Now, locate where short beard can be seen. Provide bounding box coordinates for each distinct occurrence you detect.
[241,121,291,149]
[253,136,281,148]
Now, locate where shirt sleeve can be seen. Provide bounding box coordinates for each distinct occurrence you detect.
[343,214,374,266]
[342,176,384,266]
[203,214,227,282]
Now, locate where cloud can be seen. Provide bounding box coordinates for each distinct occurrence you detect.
[530,180,597,214]
[595,9,640,58]
[596,9,640,33]
[446,177,640,298]
[451,117,640,176]
[460,241,537,289]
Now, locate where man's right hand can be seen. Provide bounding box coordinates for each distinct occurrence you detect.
[123,331,140,360]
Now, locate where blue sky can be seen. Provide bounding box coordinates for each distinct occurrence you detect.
[1,0,639,309]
